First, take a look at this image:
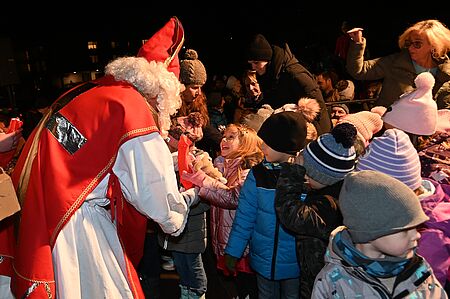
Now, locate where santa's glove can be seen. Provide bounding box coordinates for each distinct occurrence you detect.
[181,169,207,188]
[181,186,200,208]
[224,254,238,273]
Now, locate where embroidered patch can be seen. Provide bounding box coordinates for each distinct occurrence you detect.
[46,112,87,154]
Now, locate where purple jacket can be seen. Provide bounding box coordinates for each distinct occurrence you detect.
[417,178,450,286]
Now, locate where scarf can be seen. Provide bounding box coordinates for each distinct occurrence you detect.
[333,229,411,278]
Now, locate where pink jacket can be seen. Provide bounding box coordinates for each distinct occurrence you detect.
[198,157,250,258]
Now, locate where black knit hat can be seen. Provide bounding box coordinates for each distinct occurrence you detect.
[257,111,307,155]
[247,34,273,61]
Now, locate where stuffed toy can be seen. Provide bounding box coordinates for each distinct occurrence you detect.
[169,112,205,143]
[191,148,227,184]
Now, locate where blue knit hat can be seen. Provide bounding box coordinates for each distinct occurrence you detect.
[303,123,357,185]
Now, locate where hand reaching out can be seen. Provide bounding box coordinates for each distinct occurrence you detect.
[347,27,363,43]
[224,254,237,274]
[181,169,207,187]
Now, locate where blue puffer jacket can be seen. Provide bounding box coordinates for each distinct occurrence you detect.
[225,161,300,280]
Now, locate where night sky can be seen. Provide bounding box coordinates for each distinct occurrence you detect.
[1,3,448,75]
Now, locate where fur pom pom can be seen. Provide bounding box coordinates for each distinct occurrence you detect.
[371,106,387,116]
[415,72,435,90]
[297,97,320,122]
[184,49,199,60]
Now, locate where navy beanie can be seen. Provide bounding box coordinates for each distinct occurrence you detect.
[303,123,357,185]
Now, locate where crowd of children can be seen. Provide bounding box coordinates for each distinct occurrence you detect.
[1,16,449,299]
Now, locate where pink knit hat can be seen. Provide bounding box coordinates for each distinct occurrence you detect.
[338,110,383,146]
[382,72,437,135]
[436,109,450,133]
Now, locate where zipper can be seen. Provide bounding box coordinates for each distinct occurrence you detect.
[163,235,169,250]
[349,267,392,298]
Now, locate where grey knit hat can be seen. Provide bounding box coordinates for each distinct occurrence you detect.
[303,123,357,185]
[340,170,429,243]
[179,49,207,86]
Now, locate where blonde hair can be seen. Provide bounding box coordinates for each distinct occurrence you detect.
[243,70,258,85]
[398,19,450,60]
[224,124,264,169]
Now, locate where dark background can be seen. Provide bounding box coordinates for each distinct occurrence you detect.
[0,3,448,80]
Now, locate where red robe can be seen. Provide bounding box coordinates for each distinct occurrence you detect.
[11,76,157,298]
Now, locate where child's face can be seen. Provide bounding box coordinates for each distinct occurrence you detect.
[261,142,292,163]
[368,227,421,259]
[221,128,240,158]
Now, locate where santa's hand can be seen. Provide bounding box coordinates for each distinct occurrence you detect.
[181,169,207,187]
[182,186,200,208]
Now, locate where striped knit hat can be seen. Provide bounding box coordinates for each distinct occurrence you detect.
[356,128,422,190]
[303,123,357,186]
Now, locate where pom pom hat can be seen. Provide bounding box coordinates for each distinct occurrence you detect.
[382,72,438,135]
[179,49,207,86]
[137,17,184,78]
[303,123,357,186]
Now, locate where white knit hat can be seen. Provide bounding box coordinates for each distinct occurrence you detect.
[382,72,437,135]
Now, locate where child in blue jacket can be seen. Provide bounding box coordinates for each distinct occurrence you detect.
[225,111,307,299]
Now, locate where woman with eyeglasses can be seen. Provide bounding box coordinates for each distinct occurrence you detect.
[346,19,450,109]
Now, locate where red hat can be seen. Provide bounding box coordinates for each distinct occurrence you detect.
[137,17,184,78]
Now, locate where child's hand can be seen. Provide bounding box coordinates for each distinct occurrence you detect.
[224,254,237,273]
[181,170,207,187]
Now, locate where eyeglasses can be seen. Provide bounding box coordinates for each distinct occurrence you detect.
[404,40,423,49]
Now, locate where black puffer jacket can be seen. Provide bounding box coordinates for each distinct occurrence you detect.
[257,44,331,135]
[275,163,343,299]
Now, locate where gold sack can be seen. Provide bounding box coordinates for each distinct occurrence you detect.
[0,167,20,221]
